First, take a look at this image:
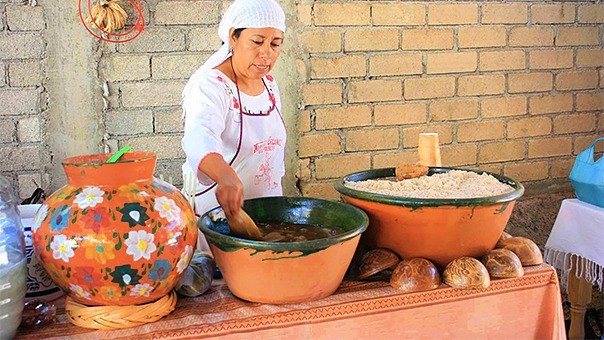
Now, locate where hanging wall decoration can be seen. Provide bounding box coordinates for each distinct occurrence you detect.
[78,0,144,43]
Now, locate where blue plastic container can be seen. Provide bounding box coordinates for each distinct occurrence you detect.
[569,137,604,208]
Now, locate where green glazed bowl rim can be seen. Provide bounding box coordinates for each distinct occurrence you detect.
[198,196,369,252]
[335,167,525,207]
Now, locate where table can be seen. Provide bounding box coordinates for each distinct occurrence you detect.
[16,264,564,339]
[545,199,604,340]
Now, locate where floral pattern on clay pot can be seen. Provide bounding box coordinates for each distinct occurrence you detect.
[32,152,197,306]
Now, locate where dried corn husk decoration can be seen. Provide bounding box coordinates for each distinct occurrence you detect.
[86,0,128,34]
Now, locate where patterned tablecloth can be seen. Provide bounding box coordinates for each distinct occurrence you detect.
[16,264,565,339]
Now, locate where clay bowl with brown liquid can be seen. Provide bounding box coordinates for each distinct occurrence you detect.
[199,196,368,304]
[335,167,524,268]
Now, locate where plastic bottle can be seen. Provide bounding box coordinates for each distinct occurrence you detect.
[0,175,27,339]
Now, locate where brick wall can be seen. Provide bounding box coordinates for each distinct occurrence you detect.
[297,1,603,199]
[0,1,602,201]
[0,1,47,199]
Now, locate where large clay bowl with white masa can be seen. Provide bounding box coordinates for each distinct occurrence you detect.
[335,167,524,268]
[199,196,368,304]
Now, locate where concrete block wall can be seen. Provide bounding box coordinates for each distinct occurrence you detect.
[297,1,603,199]
[99,1,223,185]
[0,1,48,199]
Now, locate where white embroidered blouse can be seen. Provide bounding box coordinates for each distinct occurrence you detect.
[181,69,286,215]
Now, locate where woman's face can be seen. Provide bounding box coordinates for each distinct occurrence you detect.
[230,27,284,80]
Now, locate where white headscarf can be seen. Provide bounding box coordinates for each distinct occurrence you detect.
[182,0,286,100]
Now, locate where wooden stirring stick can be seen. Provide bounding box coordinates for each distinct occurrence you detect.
[226,209,263,240]
[418,133,442,167]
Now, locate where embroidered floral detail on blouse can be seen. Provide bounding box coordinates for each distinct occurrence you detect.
[216,75,238,110]
[268,92,276,106]
[217,73,276,115]
[265,75,277,96]
[240,87,276,116]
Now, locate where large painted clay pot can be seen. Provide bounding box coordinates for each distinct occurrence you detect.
[32,152,197,306]
[199,197,368,304]
[335,167,524,268]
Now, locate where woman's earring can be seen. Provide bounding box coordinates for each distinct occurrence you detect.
[229,47,233,55]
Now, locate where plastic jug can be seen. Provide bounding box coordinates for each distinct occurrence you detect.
[0,175,27,339]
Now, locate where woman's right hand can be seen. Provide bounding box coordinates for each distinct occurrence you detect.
[197,153,244,217]
[214,170,244,218]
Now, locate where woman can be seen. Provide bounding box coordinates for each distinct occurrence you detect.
[181,0,286,226]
